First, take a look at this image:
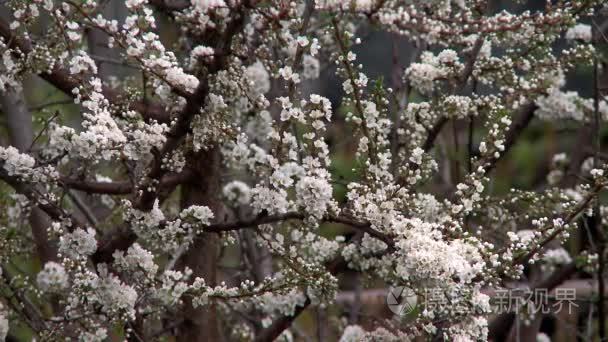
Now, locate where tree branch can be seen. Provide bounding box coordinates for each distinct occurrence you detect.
[254,257,347,342]
[148,0,190,12]
[1,88,57,262]
[60,170,194,195]
[0,17,170,124]
[483,102,536,175]
[0,167,88,232]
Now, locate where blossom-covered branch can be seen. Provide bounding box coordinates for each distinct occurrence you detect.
[0,0,606,341]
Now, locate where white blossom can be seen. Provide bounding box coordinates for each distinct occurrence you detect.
[251,186,290,215]
[223,181,251,205]
[0,146,35,177]
[181,205,214,224]
[302,55,320,79]
[37,262,69,292]
[113,243,159,280]
[537,332,551,342]
[565,24,592,42]
[0,1,605,339]
[245,61,271,97]
[339,325,366,342]
[279,66,301,84]
[535,88,588,121]
[58,227,98,259]
[192,0,226,12]
[295,176,334,219]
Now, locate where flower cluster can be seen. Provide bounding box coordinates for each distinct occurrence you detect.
[125,199,214,252]
[406,50,464,94]
[36,262,68,293]
[58,227,98,260]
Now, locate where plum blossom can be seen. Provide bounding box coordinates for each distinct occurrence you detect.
[565,24,592,42]
[58,227,97,259]
[223,181,252,205]
[37,262,69,292]
[0,1,605,341]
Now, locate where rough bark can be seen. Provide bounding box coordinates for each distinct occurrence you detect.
[175,147,224,342]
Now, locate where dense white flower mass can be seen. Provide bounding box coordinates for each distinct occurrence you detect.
[535,88,588,121]
[124,121,169,160]
[125,199,215,254]
[69,51,97,75]
[250,186,291,215]
[36,262,69,292]
[406,50,463,94]
[113,243,158,281]
[394,218,484,284]
[302,55,321,79]
[89,266,138,319]
[0,0,606,341]
[566,24,592,42]
[78,329,108,342]
[339,325,366,341]
[295,175,335,219]
[223,180,252,205]
[541,247,573,272]
[245,61,271,97]
[0,146,35,177]
[58,227,98,259]
[317,0,375,11]
[192,0,226,12]
[181,205,214,223]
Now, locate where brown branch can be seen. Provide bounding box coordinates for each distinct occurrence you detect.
[422,37,484,152]
[1,89,57,262]
[92,208,394,266]
[205,212,306,233]
[423,117,448,152]
[60,178,133,195]
[512,181,603,266]
[254,257,347,342]
[460,37,485,84]
[93,3,255,266]
[1,268,48,334]
[0,17,170,124]
[0,168,88,232]
[591,21,606,339]
[89,4,254,267]
[134,6,248,211]
[204,212,395,250]
[91,228,138,265]
[483,102,536,175]
[148,0,190,12]
[251,214,396,342]
[327,215,395,250]
[60,170,194,195]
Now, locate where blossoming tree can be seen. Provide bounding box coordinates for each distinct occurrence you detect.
[0,0,607,340]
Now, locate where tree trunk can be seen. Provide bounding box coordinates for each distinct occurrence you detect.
[0,89,56,263]
[176,146,224,342]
